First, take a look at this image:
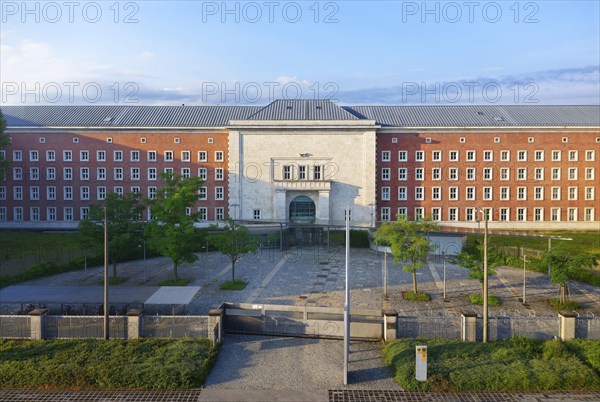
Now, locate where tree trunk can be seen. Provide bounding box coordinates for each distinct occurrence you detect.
[412,269,418,294]
[560,283,566,304]
[173,261,179,282]
[231,259,236,282]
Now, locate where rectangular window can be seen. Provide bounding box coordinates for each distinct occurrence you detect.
[483,150,493,161]
[432,168,441,181]
[181,151,191,162]
[180,168,191,178]
[517,150,527,161]
[448,168,458,180]
[415,168,424,181]
[80,207,90,220]
[449,208,458,221]
[80,150,89,162]
[584,208,595,222]
[45,167,56,181]
[215,207,224,221]
[47,207,56,221]
[215,186,224,200]
[131,167,140,180]
[63,186,73,200]
[585,168,595,180]
[313,165,322,180]
[517,168,527,180]
[586,150,596,161]
[431,208,441,221]
[12,167,22,180]
[198,187,207,200]
[253,209,261,220]
[97,186,106,200]
[29,167,39,181]
[483,168,492,180]
[130,150,140,162]
[381,168,390,181]
[97,150,106,162]
[552,150,561,161]
[500,187,509,200]
[148,168,157,180]
[552,168,561,180]
[398,168,407,181]
[62,150,71,162]
[164,167,174,175]
[298,165,307,180]
[148,151,157,162]
[14,207,23,221]
[29,150,39,161]
[114,150,123,162]
[533,168,543,180]
[131,186,140,194]
[381,187,390,201]
[534,208,544,222]
[517,208,527,221]
[500,168,509,181]
[13,150,23,161]
[64,207,73,221]
[432,150,442,162]
[283,165,292,180]
[551,187,561,200]
[466,168,475,181]
[381,151,391,162]
[534,187,544,200]
[198,208,208,221]
[398,187,407,200]
[466,187,475,201]
[568,187,577,200]
[198,151,207,162]
[46,150,55,161]
[414,207,424,221]
[585,187,595,200]
[198,168,207,180]
[0,187,5,200]
[30,186,39,200]
[432,187,441,200]
[568,168,578,180]
[500,150,510,161]
[449,150,459,161]
[535,150,544,161]
[397,207,408,220]
[500,208,509,222]
[215,151,224,162]
[164,151,174,162]
[415,151,425,162]
[466,208,475,221]
[381,207,390,221]
[80,186,89,200]
[114,168,123,181]
[449,187,458,200]
[47,186,56,200]
[551,208,561,222]
[466,150,476,162]
[517,187,527,200]
[398,150,408,162]
[80,168,89,181]
[148,187,157,199]
[415,186,424,201]
[483,187,492,200]
[568,208,577,222]
[97,167,106,181]
[569,150,578,161]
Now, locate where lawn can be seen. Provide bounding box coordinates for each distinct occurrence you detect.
[0,338,218,390]
[383,338,600,392]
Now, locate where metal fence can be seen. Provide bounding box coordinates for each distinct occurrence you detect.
[576,316,600,340]
[141,316,208,339]
[489,316,559,341]
[397,315,462,340]
[45,316,128,339]
[0,315,30,339]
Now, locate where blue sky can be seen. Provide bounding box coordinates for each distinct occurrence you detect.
[1,0,599,105]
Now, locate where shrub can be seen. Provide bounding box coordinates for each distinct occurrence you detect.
[547,299,581,310]
[403,291,431,301]
[219,279,247,290]
[469,294,501,306]
[329,230,370,248]
[159,278,191,286]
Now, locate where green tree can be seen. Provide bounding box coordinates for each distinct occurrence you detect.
[208,218,257,282]
[0,109,9,181]
[454,239,498,296]
[144,172,203,281]
[542,250,596,304]
[374,217,438,294]
[78,192,145,278]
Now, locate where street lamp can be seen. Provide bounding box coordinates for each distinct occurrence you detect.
[103,207,109,340]
[475,207,489,343]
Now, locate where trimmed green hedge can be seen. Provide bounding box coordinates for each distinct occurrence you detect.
[328,229,371,248]
[0,338,218,390]
[383,338,600,392]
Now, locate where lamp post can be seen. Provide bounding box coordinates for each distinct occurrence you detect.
[343,207,351,385]
[475,208,489,343]
[522,254,528,305]
[103,206,109,340]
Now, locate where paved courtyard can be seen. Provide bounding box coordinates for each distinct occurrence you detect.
[9,243,599,317]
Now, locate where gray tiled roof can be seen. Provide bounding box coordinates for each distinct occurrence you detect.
[345,105,600,127]
[2,103,598,128]
[246,99,359,120]
[1,105,261,128]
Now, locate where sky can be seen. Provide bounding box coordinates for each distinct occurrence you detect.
[1,0,599,105]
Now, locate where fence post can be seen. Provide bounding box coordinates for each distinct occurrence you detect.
[28,309,48,340]
[127,309,143,339]
[383,310,398,341]
[461,312,478,342]
[208,308,224,344]
[558,311,577,341]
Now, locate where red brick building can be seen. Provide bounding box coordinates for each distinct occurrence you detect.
[1,103,598,231]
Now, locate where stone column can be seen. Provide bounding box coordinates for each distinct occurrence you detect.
[383,310,398,341]
[127,309,142,339]
[208,308,224,344]
[317,190,330,222]
[28,309,48,340]
[558,311,577,341]
[461,312,478,342]
[275,188,286,221]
